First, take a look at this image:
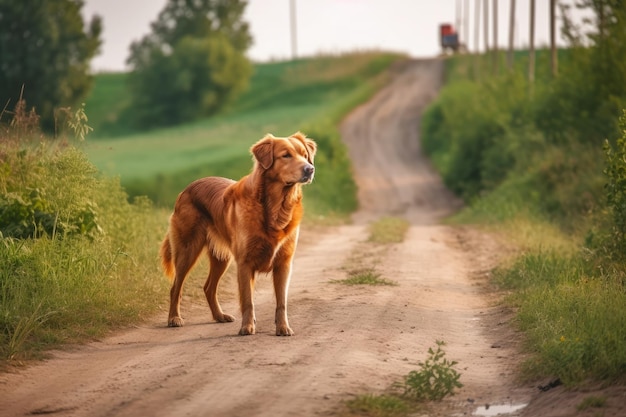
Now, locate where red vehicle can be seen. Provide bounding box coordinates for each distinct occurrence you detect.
[440,23,460,53]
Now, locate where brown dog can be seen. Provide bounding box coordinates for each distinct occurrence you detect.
[160,132,316,336]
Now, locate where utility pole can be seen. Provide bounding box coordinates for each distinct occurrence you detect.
[529,0,536,96]
[483,0,489,52]
[508,0,516,70]
[464,0,470,51]
[493,0,498,74]
[474,0,481,79]
[474,0,480,53]
[550,0,558,77]
[290,0,297,59]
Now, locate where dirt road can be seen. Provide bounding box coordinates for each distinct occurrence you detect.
[0,59,533,417]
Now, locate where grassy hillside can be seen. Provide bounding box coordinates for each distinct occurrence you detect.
[85,52,401,214]
[83,72,130,137]
[422,46,626,388]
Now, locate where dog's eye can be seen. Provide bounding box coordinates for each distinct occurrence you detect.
[282,153,292,159]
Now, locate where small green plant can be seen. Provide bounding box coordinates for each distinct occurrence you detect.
[401,341,463,402]
[340,342,462,416]
[345,394,409,417]
[332,267,397,286]
[576,395,607,411]
[368,217,410,244]
[66,103,93,141]
[55,103,93,142]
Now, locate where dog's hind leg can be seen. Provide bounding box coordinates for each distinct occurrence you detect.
[203,253,235,323]
[168,233,204,327]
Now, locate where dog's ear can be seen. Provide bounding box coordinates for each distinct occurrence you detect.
[304,138,317,164]
[252,135,274,169]
[291,132,317,164]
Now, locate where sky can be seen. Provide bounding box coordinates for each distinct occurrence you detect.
[81,0,587,72]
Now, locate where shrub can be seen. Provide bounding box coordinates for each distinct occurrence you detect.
[0,144,102,239]
[401,341,463,402]
[300,122,358,217]
[603,110,626,252]
[0,106,167,362]
[421,73,530,202]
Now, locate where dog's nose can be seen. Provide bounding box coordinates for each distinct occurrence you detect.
[304,164,315,176]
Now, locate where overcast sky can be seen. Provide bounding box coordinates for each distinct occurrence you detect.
[82,0,587,72]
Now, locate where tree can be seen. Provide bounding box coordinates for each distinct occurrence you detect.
[535,1,626,144]
[126,0,253,128]
[0,0,102,132]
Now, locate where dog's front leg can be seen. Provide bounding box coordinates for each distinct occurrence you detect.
[273,261,294,336]
[237,265,256,335]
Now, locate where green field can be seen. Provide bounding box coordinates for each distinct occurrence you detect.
[85,52,401,209]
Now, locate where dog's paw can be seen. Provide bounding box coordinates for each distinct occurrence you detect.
[215,313,235,323]
[168,317,184,327]
[238,324,256,336]
[276,325,294,336]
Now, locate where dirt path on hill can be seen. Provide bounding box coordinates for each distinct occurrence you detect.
[0,59,536,417]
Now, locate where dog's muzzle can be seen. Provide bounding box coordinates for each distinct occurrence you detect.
[300,164,315,183]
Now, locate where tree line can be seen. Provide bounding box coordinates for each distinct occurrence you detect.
[0,0,252,133]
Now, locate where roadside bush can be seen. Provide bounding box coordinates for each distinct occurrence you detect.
[602,110,626,253]
[421,71,531,202]
[0,113,167,362]
[300,122,358,217]
[0,145,101,239]
[421,3,626,391]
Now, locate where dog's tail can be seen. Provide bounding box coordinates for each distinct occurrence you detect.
[160,234,175,280]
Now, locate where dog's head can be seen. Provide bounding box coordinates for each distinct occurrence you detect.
[251,132,316,186]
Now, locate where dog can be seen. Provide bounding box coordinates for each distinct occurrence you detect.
[160,132,316,336]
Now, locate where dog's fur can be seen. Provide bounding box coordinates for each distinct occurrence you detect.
[160,132,316,336]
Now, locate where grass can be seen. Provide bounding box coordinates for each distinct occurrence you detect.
[333,217,408,287]
[332,267,397,286]
[577,396,607,411]
[83,72,130,137]
[426,51,626,387]
[451,159,626,386]
[0,137,168,364]
[345,394,410,417]
[493,250,626,385]
[368,217,410,244]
